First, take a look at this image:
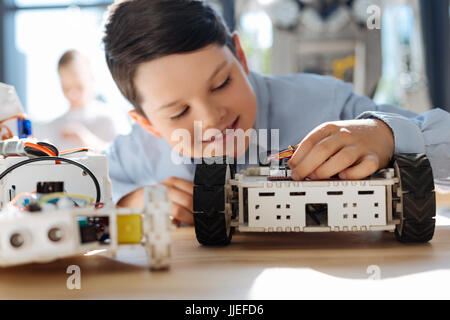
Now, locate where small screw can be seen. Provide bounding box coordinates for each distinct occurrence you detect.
[10,233,24,248]
[48,228,64,242]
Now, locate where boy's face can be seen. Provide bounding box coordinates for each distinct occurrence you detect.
[131,35,257,159]
[59,60,94,109]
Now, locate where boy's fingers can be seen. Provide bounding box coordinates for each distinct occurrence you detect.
[338,154,379,180]
[161,177,194,195]
[290,133,350,180]
[311,146,359,179]
[117,187,144,208]
[288,122,337,168]
[166,185,193,211]
[170,203,194,225]
[171,218,182,227]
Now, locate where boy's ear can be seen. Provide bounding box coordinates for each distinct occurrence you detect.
[232,32,249,75]
[128,110,162,138]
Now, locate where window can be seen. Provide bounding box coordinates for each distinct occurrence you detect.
[238,1,273,74]
[2,1,132,123]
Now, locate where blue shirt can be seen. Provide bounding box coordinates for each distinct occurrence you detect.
[106,72,450,203]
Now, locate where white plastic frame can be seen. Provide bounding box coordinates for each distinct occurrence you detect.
[230,167,399,233]
[0,185,171,270]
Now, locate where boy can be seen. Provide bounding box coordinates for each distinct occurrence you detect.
[103,0,450,226]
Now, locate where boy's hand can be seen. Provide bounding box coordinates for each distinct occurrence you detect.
[161,177,194,226]
[116,177,194,226]
[288,119,394,180]
[117,187,145,209]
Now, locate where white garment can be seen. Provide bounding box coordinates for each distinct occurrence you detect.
[35,100,131,151]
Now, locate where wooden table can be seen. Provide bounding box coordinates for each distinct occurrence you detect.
[1,204,450,300]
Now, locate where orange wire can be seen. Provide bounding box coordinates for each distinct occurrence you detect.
[0,114,26,141]
[24,142,56,156]
[0,124,13,140]
[0,114,26,126]
[10,192,33,205]
[268,144,299,160]
[60,147,89,155]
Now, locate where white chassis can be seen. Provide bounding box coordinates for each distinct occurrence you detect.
[230,167,399,233]
[194,154,436,245]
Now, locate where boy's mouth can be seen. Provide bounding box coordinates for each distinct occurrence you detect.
[202,116,240,143]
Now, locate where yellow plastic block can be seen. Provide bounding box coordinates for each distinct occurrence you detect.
[117,215,142,244]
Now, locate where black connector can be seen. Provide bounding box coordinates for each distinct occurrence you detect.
[37,181,64,194]
[28,202,42,212]
[79,225,98,244]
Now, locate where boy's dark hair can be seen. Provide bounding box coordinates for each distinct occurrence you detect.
[103,0,236,115]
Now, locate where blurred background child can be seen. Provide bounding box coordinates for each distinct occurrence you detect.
[35,49,130,151]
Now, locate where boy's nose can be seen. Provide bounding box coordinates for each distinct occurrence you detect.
[199,103,227,131]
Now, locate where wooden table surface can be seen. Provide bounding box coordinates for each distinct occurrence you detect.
[1,202,450,300]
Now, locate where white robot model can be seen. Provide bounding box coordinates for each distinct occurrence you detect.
[193,151,436,245]
[0,186,171,270]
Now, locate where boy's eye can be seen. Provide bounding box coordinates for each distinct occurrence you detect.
[212,76,231,92]
[170,106,190,120]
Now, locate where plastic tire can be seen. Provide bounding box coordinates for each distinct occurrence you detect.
[193,157,236,246]
[393,153,436,243]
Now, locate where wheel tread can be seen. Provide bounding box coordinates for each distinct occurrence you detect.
[193,159,236,246]
[394,153,436,243]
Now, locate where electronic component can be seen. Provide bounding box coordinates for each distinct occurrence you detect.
[37,182,64,194]
[0,137,33,156]
[0,154,108,207]
[193,153,436,245]
[27,202,42,212]
[17,119,32,139]
[79,224,98,244]
[117,215,142,244]
[0,137,59,157]
[0,185,171,270]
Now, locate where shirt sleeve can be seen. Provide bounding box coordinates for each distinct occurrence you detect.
[335,80,450,191]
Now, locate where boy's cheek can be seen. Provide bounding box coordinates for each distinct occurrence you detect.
[223,72,257,127]
[163,128,196,157]
[231,89,257,130]
[159,90,257,159]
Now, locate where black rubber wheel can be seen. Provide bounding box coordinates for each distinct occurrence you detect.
[193,157,236,246]
[393,153,436,243]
